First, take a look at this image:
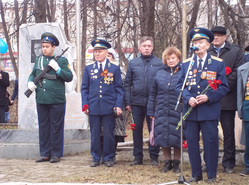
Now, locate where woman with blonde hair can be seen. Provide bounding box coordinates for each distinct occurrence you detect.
[147,47,182,173]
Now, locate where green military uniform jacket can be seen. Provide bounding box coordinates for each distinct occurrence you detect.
[28,55,73,104]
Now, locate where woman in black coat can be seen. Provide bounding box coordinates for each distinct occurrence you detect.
[147,47,181,173]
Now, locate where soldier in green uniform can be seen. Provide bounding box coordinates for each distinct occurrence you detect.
[27,32,73,163]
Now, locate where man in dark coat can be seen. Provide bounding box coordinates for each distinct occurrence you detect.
[81,39,123,167]
[207,26,244,173]
[177,27,229,183]
[124,36,163,166]
[0,65,10,123]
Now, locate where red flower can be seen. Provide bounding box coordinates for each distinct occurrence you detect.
[130,123,135,130]
[82,104,89,112]
[225,67,232,75]
[208,79,221,91]
[183,140,188,149]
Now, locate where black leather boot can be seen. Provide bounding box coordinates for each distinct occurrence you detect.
[162,160,172,173]
[173,160,180,173]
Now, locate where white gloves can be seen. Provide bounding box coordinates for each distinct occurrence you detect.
[28,82,37,91]
[48,59,60,71]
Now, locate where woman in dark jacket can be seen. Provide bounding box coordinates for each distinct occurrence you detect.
[147,47,181,173]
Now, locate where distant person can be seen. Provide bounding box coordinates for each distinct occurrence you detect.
[81,39,123,167]
[124,36,163,166]
[5,91,12,123]
[147,47,182,173]
[244,45,249,63]
[177,27,229,183]
[0,64,10,123]
[27,32,73,163]
[107,48,127,163]
[207,26,244,174]
[10,78,18,104]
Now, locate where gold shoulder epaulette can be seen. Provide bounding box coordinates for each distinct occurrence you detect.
[110,60,119,66]
[183,58,191,63]
[86,61,95,66]
[211,55,223,62]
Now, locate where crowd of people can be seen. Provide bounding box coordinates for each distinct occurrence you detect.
[15,25,248,184]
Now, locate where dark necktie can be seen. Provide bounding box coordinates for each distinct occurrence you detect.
[99,63,103,74]
[197,59,203,75]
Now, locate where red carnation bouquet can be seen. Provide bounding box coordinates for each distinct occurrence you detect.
[82,104,89,112]
[176,79,221,130]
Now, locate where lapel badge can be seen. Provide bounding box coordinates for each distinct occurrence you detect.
[208,58,212,65]
[94,69,98,73]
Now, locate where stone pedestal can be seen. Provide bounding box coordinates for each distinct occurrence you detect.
[0,23,89,159]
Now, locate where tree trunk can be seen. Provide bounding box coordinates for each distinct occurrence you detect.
[139,0,155,38]
[116,0,128,68]
[0,0,19,77]
[21,0,28,24]
[63,0,70,41]
[82,0,87,70]
[35,0,46,23]
[14,0,20,54]
[187,0,201,53]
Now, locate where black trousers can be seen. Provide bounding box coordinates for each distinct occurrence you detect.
[37,103,66,158]
[0,105,5,123]
[220,110,236,169]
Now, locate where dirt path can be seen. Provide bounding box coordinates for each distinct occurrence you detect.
[0,149,248,185]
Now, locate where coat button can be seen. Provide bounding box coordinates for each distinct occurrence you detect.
[100,86,102,88]
[197,85,200,88]
[100,90,102,93]
[168,83,170,86]
[197,91,200,94]
[43,89,46,91]
[100,95,102,98]
[100,81,102,84]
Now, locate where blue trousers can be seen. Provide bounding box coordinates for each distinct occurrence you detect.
[132,105,160,160]
[89,114,115,162]
[185,120,219,178]
[37,103,65,158]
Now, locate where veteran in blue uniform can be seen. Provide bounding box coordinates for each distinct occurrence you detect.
[176,28,229,183]
[81,39,123,167]
[28,32,73,163]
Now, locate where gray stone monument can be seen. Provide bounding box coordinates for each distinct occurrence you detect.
[0,23,90,159]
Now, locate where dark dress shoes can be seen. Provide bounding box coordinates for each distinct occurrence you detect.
[50,156,60,163]
[187,176,203,183]
[35,157,50,163]
[105,160,114,167]
[224,168,234,173]
[130,159,143,166]
[206,177,216,183]
[90,161,100,167]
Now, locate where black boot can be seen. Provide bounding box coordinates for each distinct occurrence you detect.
[173,160,180,173]
[162,160,172,173]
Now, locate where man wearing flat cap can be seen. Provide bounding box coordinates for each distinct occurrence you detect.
[27,32,73,163]
[81,39,123,167]
[244,45,249,63]
[177,27,229,183]
[207,26,244,174]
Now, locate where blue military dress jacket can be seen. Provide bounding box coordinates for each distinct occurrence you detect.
[81,59,123,116]
[177,53,229,121]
